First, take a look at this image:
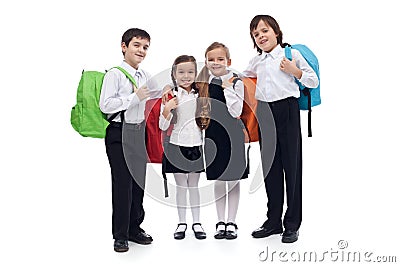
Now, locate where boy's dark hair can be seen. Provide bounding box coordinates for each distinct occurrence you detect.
[121,28,151,55]
[250,15,283,54]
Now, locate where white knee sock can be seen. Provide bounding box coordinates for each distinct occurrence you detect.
[187,173,203,232]
[226,181,240,231]
[174,173,188,227]
[214,181,227,231]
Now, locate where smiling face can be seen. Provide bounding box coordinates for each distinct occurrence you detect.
[122,36,150,69]
[205,47,231,77]
[173,61,196,91]
[252,19,278,53]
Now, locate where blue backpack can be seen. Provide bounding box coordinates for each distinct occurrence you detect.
[284,43,320,137]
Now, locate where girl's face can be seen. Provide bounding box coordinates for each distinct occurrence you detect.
[122,37,150,69]
[173,62,196,90]
[205,48,231,77]
[252,19,278,53]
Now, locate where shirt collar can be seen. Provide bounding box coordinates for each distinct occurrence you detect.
[176,86,196,97]
[121,60,144,78]
[262,45,283,60]
[208,69,233,83]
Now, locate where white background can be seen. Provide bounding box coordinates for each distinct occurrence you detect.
[1,0,399,266]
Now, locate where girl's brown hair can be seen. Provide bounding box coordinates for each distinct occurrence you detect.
[196,42,231,99]
[171,55,198,93]
[195,42,230,130]
[170,55,198,124]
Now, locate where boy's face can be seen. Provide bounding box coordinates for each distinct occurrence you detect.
[252,20,278,53]
[205,47,231,77]
[121,37,150,69]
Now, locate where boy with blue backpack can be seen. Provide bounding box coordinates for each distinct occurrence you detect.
[243,15,319,243]
[99,28,154,252]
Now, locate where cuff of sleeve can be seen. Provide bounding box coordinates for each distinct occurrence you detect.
[127,93,140,107]
[159,113,172,131]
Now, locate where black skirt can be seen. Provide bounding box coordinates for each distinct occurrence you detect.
[162,144,205,173]
[204,83,249,181]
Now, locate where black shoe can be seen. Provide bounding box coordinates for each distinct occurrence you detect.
[225,222,238,240]
[192,223,206,240]
[114,239,129,252]
[214,221,226,239]
[282,229,299,243]
[251,226,283,238]
[174,223,187,240]
[128,231,153,245]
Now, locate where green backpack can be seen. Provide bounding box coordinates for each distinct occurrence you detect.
[70,66,137,138]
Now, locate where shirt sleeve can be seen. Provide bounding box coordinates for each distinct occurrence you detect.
[143,70,163,99]
[99,70,140,114]
[224,79,244,118]
[293,50,319,89]
[241,56,258,78]
[159,103,173,131]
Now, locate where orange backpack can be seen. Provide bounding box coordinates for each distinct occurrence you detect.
[230,75,259,142]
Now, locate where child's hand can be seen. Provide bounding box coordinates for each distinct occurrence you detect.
[280,57,302,79]
[222,79,233,89]
[164,97,178,113]
[136,86,150,101]
[162,85,174,104]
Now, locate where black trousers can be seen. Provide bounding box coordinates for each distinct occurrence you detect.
[257,98,302,231]
[105,122,147,240]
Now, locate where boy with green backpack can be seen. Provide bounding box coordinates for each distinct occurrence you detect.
[99,28,154,253]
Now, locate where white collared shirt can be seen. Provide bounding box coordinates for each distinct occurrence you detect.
[159,87,202,147]
[242,45,319,102]
[99,61,156,124]
[209,70,244,118]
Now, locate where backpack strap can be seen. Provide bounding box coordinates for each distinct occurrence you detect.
[303,88,312,137]
[105,66,138,123]
[283,43,313,137]
[161,135,170,198]
[114,66,138,89]
[230,73,241,88]
[229,73,251,170]
[239,120,251,173]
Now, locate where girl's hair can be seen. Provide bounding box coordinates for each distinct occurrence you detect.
[194,42,230,130]
[121,28,151,56]
[249,15,283,55]
[196,42,231,99]
[170,55,198,125]
[171,55,198,94]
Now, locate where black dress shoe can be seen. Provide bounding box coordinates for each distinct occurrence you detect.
[281,229,299,243]
[214,221,226,239]
[114,239,129,252]
[225,222,238,240]
[174,223,187,240]
[128,231,153,245]
[192,223,206,240]
[251,226,283,238]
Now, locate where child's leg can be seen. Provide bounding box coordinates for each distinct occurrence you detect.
[214,180,227,231]
[187,172,202,231]
[280,98,302,231]
[226,180,240,231]
[174,173,188,231]
[187,172,200,221]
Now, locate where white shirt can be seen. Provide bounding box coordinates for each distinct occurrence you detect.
[242,45,319,102]
[99,61,157,124]
[159,87,202,147]
[209,70,244,118]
